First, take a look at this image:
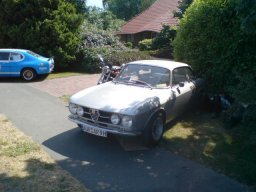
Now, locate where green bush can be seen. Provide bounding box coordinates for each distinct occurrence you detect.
[125,42,133,49]
[74,20,127,72]
[138,25,176,58]
[152,25,176,50]
[106,50,152,66]
[0,0,83,70]
[149,48,173,59]
[173,0,256,107]
[138,39,153,51]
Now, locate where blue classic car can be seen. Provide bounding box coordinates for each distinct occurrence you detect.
[0,49,54,81]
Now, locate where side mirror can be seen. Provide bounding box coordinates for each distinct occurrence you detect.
[186,74,196,82]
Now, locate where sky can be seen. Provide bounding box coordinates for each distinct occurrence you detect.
[87,0,103,8]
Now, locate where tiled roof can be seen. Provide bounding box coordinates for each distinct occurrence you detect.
[118,0,179,34]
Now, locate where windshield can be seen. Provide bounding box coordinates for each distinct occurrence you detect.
[115,64,170,88]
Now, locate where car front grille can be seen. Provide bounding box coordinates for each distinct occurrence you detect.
[83,107,110,123]
[77,106,120,130]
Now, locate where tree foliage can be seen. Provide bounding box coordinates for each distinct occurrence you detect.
[67,0,87,13]
[0,0,83,69]
[173,0,193,18]
[85,7,125,31]
[138,25,177,59]
[76,20,127,72]
[173,0,256,105]
[152,25,176,50]
[103,0,156,20]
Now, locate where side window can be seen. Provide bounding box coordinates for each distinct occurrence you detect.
[0,52,10,61]
[185,67,194,80]
[10,52,23,61]
[172,67,187,85]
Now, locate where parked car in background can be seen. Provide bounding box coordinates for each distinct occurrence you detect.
[68,60,204,147]
[0,49,54,81]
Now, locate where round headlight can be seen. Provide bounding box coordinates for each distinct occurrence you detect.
[69,103,78,114]
[77,106,84,116]
[121,116,132,128]
[111,114,120,125]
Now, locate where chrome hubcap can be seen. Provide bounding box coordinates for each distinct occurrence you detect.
[152,117,163,141]
[23,70,33,80]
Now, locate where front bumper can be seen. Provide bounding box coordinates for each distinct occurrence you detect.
[68,115,140,136]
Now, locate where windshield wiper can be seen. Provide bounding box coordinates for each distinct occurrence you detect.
[129,79,152,88]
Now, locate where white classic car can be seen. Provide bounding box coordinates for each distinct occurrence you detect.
[68,60,204,146]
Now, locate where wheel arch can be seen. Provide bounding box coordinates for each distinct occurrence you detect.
[20,67,38,75]
[144,108,166,130]
[20,67,37,81]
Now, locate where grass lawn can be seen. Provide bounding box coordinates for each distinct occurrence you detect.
[162,111,256,190]
[0,115,89,192]
[59,95,71,103]
[47,72,85,80]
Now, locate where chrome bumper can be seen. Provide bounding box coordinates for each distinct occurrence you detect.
[68,115,140,136]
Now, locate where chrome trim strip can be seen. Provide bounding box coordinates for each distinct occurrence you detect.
[0,72,20,74]
[77,115,115,128]
[69,115,139,136]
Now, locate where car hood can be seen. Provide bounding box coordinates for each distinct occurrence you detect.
[70,82,171,115]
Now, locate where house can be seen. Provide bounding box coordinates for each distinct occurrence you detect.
[117,0,179,45]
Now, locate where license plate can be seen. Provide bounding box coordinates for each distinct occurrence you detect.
[81,125,107,137]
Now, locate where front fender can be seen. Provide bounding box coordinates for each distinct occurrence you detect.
[132,97,166,132]
[143,108,166,131]
[134,96,161,115]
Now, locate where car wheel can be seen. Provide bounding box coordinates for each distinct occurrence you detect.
[21,68,36,81]
[143,113,164,147]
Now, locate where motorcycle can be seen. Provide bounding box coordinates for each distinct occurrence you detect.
[97,55,122,84]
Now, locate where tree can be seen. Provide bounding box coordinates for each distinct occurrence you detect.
[76,19,127,72]
[152,25,177,50]
[67,0,87,13]
[173,0,256,105]
[85,7,125,31]
[0,0,83,69]
[103,0,156,20]
[173,0,193,18]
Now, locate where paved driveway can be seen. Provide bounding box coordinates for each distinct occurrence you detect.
[29,74,100,97]
[0,76,248,192]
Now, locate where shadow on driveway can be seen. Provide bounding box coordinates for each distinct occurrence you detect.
[43,127,247,192]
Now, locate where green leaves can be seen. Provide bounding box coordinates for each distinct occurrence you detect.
[0,0,83,69]
[173,0,256,113]
[103,0,156,21]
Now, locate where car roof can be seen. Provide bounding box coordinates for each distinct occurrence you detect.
[0,48,28,53]
[127,60,190,71]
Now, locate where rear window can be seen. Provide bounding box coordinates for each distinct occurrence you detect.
[27,50,40,58]
[0,52,10,61]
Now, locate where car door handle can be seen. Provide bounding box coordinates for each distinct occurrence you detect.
[176,87,181,94]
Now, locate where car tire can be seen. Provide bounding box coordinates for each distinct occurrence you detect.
[21,68,36,81]
[143,112,165,147]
